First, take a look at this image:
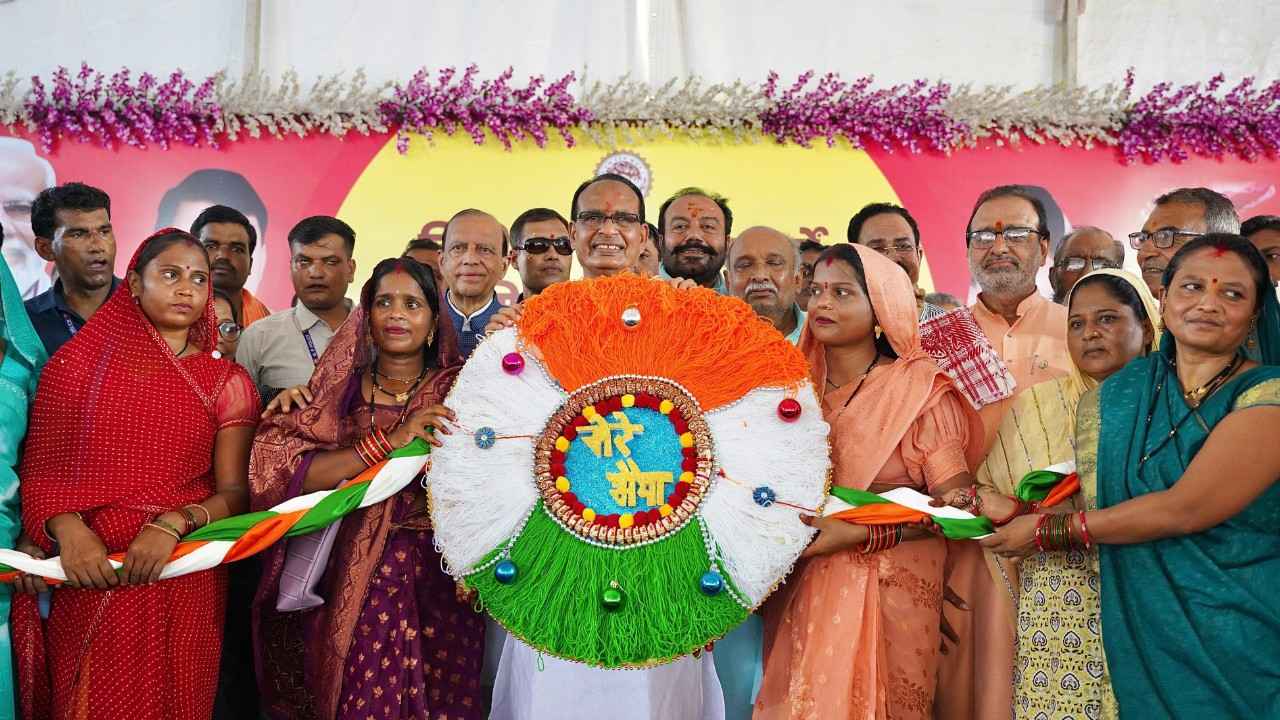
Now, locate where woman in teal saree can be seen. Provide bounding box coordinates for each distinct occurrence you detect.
[0,252,49,720]
[983,234,1280,718]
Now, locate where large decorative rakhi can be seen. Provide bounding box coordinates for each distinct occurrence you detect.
[0,441,432,584]
[427,275,830,668]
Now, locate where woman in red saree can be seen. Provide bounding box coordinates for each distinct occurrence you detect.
[251,257,484,720]
[14,229,259,720]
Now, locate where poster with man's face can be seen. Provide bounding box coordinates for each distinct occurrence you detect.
[0,137,55,300]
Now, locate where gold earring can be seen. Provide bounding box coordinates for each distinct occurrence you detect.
[874,324,882,339]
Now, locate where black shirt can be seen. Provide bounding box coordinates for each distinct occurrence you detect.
[24,277,121,356]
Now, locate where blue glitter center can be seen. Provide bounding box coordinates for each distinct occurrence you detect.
[564,406,683,515]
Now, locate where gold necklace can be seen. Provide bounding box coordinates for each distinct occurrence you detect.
[1179,353,1243,409]
[372,366,426,403]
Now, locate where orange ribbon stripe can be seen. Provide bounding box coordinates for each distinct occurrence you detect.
[223,509,308,563]
[1038,473,1081,509]
[829,504,929,525]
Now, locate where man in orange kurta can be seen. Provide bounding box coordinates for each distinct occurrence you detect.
[935,185,1070,720]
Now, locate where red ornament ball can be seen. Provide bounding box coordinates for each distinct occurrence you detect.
[777,398,802,422]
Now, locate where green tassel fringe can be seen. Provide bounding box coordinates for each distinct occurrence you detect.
[467,504,749,667]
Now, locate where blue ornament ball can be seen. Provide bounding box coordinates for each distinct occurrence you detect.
[494,559,518,584]
[699,570,724,596]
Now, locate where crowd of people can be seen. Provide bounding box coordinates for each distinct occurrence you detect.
[0,173,1277,720]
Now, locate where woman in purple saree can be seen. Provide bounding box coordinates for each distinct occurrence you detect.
[250,258,484,720]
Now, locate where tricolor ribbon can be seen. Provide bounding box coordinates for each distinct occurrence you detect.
[824,486,993,540]
[0,439,431,585]
[1013,461,1079,509]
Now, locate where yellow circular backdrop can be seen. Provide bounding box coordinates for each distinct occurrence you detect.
[338,133,935,299]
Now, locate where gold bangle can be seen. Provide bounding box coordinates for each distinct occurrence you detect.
[143,522,182,541]
[44,511,84,543]
[184,504,212,528]
[150,517,185,539]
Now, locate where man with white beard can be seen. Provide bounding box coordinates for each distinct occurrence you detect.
[726,226,804,344]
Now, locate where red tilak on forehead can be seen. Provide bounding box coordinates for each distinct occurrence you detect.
[1211,241,1230,257]
[994,220,1005,231]
[823,256,836,267]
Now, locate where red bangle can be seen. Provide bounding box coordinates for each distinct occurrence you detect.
[991,498,1031,527]
[1077,511,1093,549]
[1033,513,1050,553]
[372,426,393,455]
[353,437,375,467]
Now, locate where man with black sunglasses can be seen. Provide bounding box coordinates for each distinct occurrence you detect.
[509,207,573,300]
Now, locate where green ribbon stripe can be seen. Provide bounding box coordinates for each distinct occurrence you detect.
[1,440,433,577]
[828,486,993,540]
[1014,470,1067,503]
[187,439,431,543]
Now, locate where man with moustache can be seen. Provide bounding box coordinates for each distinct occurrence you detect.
[1048,226,1124,303]
[237,216,356,399]
[192,205,272,328]
[488,173,722,720]
[847,202,943,319]
[936,184,1071,720]
[657,187,731,292]
[24,182,119,356]
[726,226,804,343]
[440,209,509,359]
[509,207,572,300]
[1131,187,1239,296]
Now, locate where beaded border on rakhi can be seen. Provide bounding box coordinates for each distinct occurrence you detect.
[534,375,716,548]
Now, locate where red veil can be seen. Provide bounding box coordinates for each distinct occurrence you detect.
[14,229,259,720]
[249,280,464,719]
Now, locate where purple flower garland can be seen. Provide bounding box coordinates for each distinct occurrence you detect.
[377,64,593,152]
[8,62,1280,164]
[24,63,220,152]
[759,71,965,153]
[1117,69,1280,163]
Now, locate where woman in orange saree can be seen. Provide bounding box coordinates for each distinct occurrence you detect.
[755,244,983,719]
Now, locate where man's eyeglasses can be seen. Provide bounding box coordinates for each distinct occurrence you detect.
[576,211,641,231]
[218,320,242,341]
[966,227,1041,248]
[517,236,573,256]
[1058,256,1122,273]
[1127,229,1201,251]
[865,240,917,254]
